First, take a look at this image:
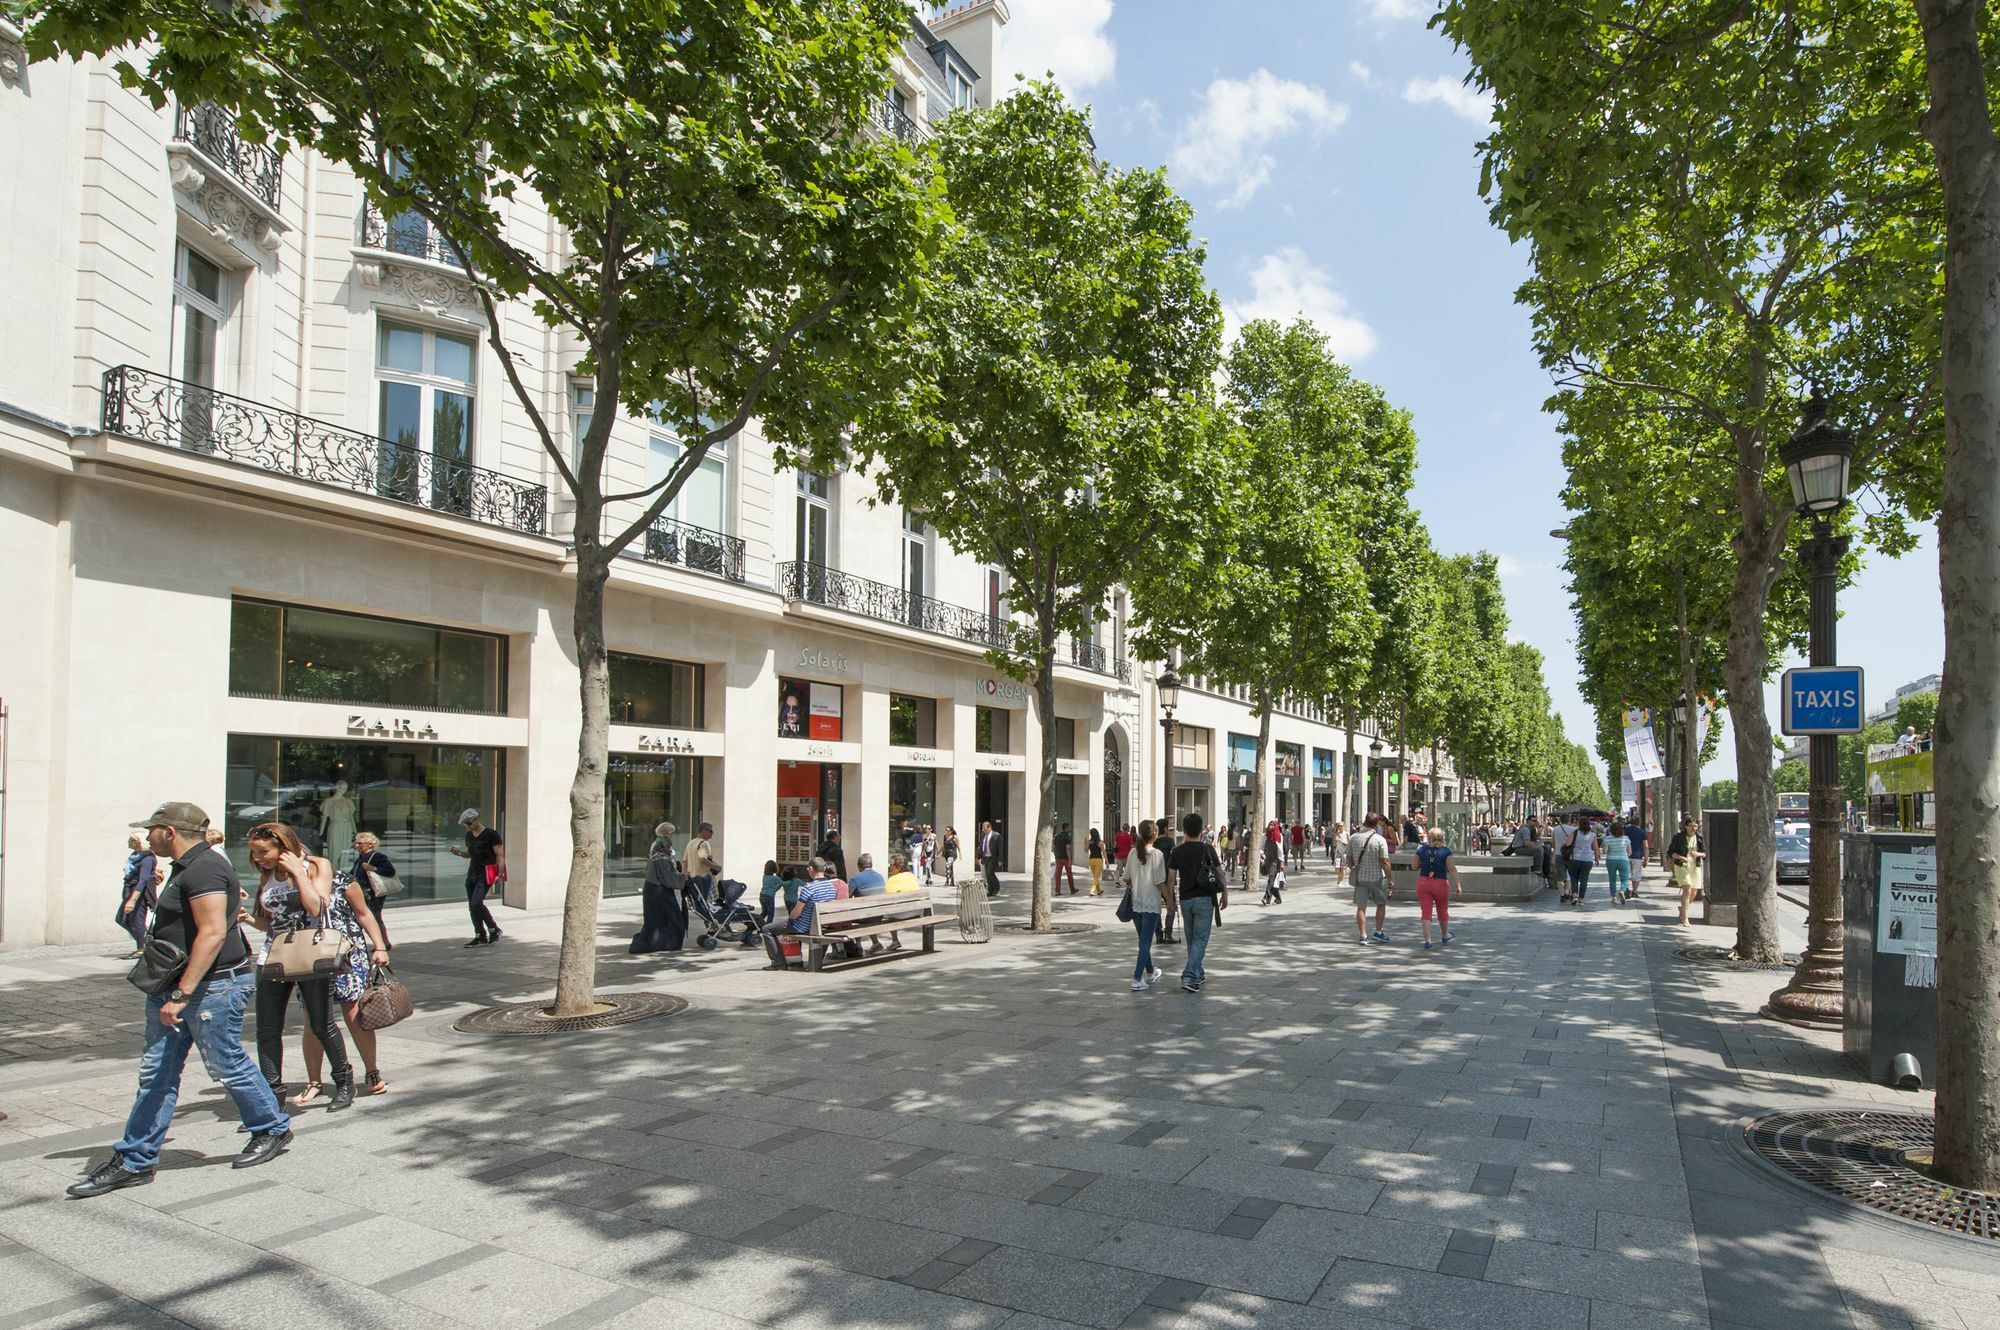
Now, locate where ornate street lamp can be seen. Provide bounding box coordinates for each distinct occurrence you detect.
[1764,393,1854,1028]
[1157,668,1181,821]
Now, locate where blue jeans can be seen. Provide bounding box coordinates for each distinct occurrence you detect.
[1605,859,1631,896]
[1132,912,1158,980]
[1567,859,1593,899]
[114,971,290,1172]
[1180,896,1215,986]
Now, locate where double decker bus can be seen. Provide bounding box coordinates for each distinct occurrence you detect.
[1865,743,1935,832]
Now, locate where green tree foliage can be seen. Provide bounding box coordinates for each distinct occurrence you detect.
[1131,318,1381,858]
[1896,691,1940,736]
[1772,759,1810,794]
[1705,780,1739,809]
[842,83,1224,930]
[29,0,938,1013]
[1437,0,1944,963]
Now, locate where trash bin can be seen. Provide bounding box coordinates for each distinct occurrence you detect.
[1843,830,1939,1087]
[1700,809,1738,928]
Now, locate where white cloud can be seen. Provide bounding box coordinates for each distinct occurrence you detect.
[1223,247,1378,362]
[1402,74,1494,126]
[998,0,1116,95]
[1169,71,1348,209]
[1348,60,1382,90]
[1359,0,1434,21]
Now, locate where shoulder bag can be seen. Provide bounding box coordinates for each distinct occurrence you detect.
[260,911,353,981]
[357,963,414,1030]
[127,934,188,996]
[361,858,403,900]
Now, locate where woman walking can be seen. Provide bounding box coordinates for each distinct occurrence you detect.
[1415,827,1463,950]
[243,822,356,1112]
[1086,827,1106,895]
[1122,820,1165,991]
[118,833,158,957]
[1669,816,1703,925]
[942,827,960,887]
[301,862,394,1096]
[1564,814,1600,905]
[1603,820,1634,904]
[448,809,505,945]
[349,831,397,947]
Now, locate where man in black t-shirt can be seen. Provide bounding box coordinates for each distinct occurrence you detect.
[1053,822,1075,895]
[69,802,293,1198]
[449,809,507,945]
[1166,811,1226,993]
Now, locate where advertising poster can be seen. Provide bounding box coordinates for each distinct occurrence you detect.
[1877,846,1937,958]
[808,682,844,740]
[777,678,809,739]
[1622,707,1666,782]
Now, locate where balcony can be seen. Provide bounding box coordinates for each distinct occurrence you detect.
[876,97,930,146]
[101,366,548,535]
[779,562,1020,653]
[360,201,465,268]
[1065,636,1132,684]
[635,515,747,584]
[171,102,282,210]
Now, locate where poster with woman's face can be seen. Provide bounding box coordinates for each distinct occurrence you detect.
[778,680,808,738]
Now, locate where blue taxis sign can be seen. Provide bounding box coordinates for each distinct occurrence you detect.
[1781,666,1865,736]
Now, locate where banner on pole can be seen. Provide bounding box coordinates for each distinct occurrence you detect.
[1622,707,1666,782]
[1619,765,1637,812]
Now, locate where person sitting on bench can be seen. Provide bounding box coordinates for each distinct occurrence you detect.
[762,857,837,969]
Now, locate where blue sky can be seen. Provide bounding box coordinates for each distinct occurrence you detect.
[991,0,1943,787]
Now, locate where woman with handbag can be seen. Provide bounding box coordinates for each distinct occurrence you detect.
[300,864,394,1097]
[350,831,397,946]
[1121,820,1166,991]
[243,822,356,1112]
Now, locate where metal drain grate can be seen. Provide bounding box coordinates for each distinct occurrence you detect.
[452,991,688,1036]
[1742,1110,1999,1241]
[1674,945,1800,971]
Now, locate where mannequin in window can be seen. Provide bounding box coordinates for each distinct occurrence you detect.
[320,782,358,869]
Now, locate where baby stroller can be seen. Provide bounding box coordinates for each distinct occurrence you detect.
[686,877,763,950]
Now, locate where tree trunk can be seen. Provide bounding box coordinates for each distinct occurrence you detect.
[1031,647,1058,932]
[1395,701,1411,822]
[1915,0,2000,1192]
[1343,703,1360,825]
[1722,558,1784,963]
[552,542,612,1017]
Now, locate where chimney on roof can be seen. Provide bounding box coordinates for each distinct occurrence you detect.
[926,0,1009,108]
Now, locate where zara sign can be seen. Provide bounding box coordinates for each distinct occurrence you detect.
[1781,666,1865,736]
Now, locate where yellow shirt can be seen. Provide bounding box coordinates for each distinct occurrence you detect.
[885,871,923,893]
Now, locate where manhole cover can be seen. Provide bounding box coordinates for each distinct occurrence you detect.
[1739,1109,1999,1241]
[452,991,688,1036]
[995,922,1100,935]
[1675,945,1801,971]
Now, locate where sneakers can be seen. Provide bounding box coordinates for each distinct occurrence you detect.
[233,1128,293,1170]
[1422,940,1436,951]
[66,1159,153,1198]
[1443,931,1455,944]
[465,936,488,947]
[1129,979,1149,991]
[868,939,885,956]
[1149,967,1163,984]
[489,928,504,942]
[1180,979,1200,992]
[1357,936,1373,946]
[1370,930,1389,943]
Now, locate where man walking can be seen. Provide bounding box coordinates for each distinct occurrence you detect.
[817,829,847,883]
[1350,813,1394,945]
[69,802,291,1197]
[979,820,1002,899]
[1166,812,1225,992]
[1053,822,1077,896]
[686,821,722,899]
[448,808,505,945]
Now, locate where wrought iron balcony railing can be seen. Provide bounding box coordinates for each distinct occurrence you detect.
[1065,637,1132,683]
[172,102,283,209]
[779,562,1023,653]
[876,97,929,146]
[360,201,465,268]
[101,366,548,535]
[638,514,747,584]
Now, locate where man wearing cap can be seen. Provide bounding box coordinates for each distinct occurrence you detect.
[69,802,292,1197]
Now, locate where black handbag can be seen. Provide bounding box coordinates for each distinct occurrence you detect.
[1115,887,1135,923]
[126,934,188,996]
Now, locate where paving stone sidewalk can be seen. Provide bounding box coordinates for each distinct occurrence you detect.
[1,864,1992,1330]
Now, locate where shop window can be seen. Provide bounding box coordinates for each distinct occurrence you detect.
[1173,724,1212,770]
[603,754,702,897]
[1228,733,1257,772]
[889,768,937,849]
[224,734,502,898]
[890,694,937,748]
[228,598,505,713]
[608,652,704,728]
[976,706,1010,754]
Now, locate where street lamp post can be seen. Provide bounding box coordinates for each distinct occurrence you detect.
[1368,738,1386,818]
[1764,394,1854,1029]
[1158,669,1181,825]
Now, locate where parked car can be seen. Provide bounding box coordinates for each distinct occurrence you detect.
[1775,833,1811,886]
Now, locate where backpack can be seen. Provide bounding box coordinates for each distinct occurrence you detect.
[1182,843,1224,898]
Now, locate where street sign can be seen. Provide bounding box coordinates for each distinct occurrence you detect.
[1781,666,1866,735]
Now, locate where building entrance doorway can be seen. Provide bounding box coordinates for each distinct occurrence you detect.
[1102,730,1124,836]
[975,771,1011,870]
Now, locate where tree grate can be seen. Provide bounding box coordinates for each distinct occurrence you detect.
[452,991,688,1036]
[1740,1109,1998,1241]
[1674,945,1800,971]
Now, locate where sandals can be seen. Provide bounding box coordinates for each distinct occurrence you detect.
[288,1082,325,1109]
[366,1069,389,1096]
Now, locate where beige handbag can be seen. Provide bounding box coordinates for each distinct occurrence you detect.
[260,918,352,981]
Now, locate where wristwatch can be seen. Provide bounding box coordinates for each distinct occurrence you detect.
[166,988,189,1003]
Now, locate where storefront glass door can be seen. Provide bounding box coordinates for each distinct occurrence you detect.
[604,756,702,897]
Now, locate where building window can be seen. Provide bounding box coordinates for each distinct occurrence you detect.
[890,694,938,748]
[903,509,929,605]
[607,652,704,728]
[171,241,229,392]
[1054,717,1077,760]
[947,65,975,109]
[796,470,831,566]
[227,598,506,713]
[1173,724,1213,770]
[570,381,595,469]
[1228,733,1257,772]
[976,706,1010,754]
[377,321,476,513]
[649,413,730,532]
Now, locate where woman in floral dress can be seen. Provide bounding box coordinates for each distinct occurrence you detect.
[300,865,392,1097]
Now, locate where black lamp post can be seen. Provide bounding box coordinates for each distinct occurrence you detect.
[1157,668,1181,824]
[1764,393,1854,1029]
[1369,738,1386,818]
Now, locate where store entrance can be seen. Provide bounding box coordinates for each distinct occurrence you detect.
[777,761,843,875]
[975,771,1011,870]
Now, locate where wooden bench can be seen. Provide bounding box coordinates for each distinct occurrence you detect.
[794,888,959,971]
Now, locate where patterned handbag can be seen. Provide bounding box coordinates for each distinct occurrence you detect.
[357,964,414,1031]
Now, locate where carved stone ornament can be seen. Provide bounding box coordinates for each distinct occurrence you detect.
[0,20,26,91]
[192,181,283,253]
[375,263,479,317]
